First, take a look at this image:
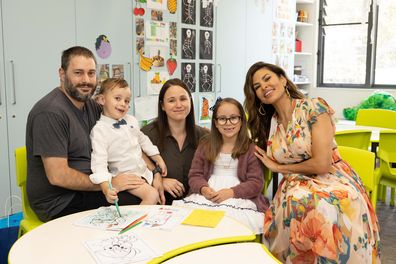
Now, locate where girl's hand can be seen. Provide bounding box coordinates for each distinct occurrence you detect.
[254,145,282,173]
[201,186,216,200]
[163,178,185,198]
[210,188,234,203]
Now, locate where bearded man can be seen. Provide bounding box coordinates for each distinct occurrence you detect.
[26,46,141,222]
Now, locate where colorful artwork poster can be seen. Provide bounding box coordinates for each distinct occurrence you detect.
[145,21,169,46]
[97,64,109,86]
[147,0,167,10]
[147,71,169,95]
[169,22,177,39]
[136,18,144,37]
[181,62,196,93]
[111,64,124,79]
[151,9,163,21]
[150,46,167,68]
[136,37,145,54]
[199,93,215,123]
[199,63,213,92]
[199,30,213,60]
[200,0,214,27]
[170,39,177,56]
[95,35,112,59]
[181,28,196,59]
[182,0,196,25]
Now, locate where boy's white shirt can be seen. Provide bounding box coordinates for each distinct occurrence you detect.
[90,114,159,185]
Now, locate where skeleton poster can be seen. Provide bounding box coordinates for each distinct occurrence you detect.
[200,0,214,27]
[182,0,196,25]
[181,28,196,59]
[199,63,213,92]
[199,30,213,60]
[181,62,196,93]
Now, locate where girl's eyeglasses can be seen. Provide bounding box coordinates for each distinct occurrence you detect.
[215,116,241,125]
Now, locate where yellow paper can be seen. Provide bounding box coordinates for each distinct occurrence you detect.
[182,209,225,228]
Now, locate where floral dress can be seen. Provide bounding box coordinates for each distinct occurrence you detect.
[263,98,381,264]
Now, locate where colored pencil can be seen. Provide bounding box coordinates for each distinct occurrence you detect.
[108,181,121,217]
[119,213,148,234]
[119,221,143,235]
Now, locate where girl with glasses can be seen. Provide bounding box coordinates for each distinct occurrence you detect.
[173,98,269,234]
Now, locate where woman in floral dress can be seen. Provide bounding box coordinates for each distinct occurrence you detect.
[243,62,380,263]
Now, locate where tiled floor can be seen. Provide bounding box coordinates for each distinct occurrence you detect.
[376,201,396,264]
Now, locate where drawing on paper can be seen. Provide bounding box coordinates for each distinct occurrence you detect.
[74,206,145,231]
[85,233,157,264]
[141,207,191,230]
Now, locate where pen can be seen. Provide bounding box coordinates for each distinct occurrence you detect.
[108,181,122,217]
[119,221,143,235]
[119,213,148,234]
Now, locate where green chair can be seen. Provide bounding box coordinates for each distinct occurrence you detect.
[262,167,273,196]
[375,130,396,206]
[355,109,396,129]
[335,129,372,150]
[338,146,378,210]
[15,146,43,237]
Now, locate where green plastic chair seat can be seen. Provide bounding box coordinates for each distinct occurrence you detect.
[335,129,372,150]
[15,146,44,237]
[338,146,378,210]
[375,130,396,206]
[356,109,396,129]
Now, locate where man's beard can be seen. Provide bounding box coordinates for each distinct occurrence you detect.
[64,76,96,102]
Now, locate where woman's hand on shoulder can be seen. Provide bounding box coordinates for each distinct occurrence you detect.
[162,178,185,198]
[254,145,282,173]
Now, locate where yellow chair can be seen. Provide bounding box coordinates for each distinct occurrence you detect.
[15,146,43,237]
[356,109,396,129]
[375,130,396,206]
[337,146,378,210]
[335,129,372,150]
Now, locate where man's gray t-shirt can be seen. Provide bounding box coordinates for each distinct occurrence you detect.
[26,88,101,221]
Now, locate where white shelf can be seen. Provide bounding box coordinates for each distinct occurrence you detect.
[297,0,314,4]
[296,21,313,27]
[295,81,311,85]
[295,52,312,56]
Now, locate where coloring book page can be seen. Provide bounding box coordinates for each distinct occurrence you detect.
[74,206,146,231]
[85,233,158,264]
[141,207,191,231]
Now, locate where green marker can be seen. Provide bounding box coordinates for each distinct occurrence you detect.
[108,181,121,217]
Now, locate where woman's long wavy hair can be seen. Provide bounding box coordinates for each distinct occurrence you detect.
[243,62,304,149]
[202,98,250,163]
[156,78,197,151]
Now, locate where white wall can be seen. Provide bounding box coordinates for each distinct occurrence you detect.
[311,87,396,119]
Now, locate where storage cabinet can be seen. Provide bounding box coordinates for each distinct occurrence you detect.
[0,0,76,217]
[294,0,317,96]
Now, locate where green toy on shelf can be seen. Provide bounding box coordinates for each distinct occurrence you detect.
[343,90,396,120]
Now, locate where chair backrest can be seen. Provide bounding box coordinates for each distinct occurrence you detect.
[337,146,376,191]
[15,146,42,222]
[377,130,396,178]
[262,167,272,196]
[356,109,396,129]
[335,129,372,150]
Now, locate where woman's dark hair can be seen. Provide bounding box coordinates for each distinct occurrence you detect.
[202,98,250,163]
[156,78,197,151]
[243,62,304,149]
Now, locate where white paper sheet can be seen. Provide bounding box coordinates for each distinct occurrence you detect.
[141,207,191,231]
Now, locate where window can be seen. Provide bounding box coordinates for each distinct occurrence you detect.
[318,0,396,88]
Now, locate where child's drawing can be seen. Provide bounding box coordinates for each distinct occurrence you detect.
[141,207,190,231]
[85,233,157,264]
[75,206,146,231]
